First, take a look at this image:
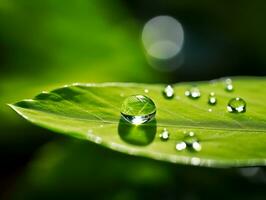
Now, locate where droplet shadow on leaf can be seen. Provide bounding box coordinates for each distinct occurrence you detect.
[118,118,156,146]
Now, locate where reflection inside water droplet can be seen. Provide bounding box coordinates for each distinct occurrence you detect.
[121,95,156,125]
[118,118,156,146]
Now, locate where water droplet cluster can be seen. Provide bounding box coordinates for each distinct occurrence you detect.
[159,128,202,152]
[119,78,247,155]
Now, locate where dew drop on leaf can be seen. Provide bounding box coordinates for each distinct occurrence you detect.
[120,95,156,125]
[226,84,234,92]
[208,92,217,105]
[192,141,202,152]
[176,131,202,152]
[187,131,195,137]
[159,128,170,141]
[185,87,201,99]
[227,97,246,113]
[184,134,197,147]
[176,141,187,151]
[162,85,174,99]
[225,78,234,92]
[184,132,202,152]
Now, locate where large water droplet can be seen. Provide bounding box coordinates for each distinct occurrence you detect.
[225,78,234,92]
[159,128,170,141]
[121,95,156,125]
[163,85,174,99]
[185,87,201,99]
[227,97,246,113]
[208,92,217,105]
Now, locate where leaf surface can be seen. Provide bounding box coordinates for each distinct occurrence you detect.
[9,77,266,167]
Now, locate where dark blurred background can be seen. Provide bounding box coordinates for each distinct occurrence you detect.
[0,0,266,199]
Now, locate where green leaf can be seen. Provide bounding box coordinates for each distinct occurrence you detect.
[9,77,266,167]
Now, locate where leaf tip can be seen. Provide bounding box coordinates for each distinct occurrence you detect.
[7,103,26,119]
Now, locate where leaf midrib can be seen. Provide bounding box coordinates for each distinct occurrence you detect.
[12,105,266,133]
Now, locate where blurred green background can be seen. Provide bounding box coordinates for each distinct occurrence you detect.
[0,0,266,199]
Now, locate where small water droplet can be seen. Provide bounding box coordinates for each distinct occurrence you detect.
[121,95,156,125]
[226,84,234,92]
[159,128,170,141]
[225,78,232,84]
[144,89,149,93]
[176,141,187,151]
[208,108,212,112]
[187,131,195,137]
[208,92,217,105]
[192,141,202,151]
[227,97,246,113]
[185,87,201,99]
[225,78,234,92]
[163,85,174,99]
